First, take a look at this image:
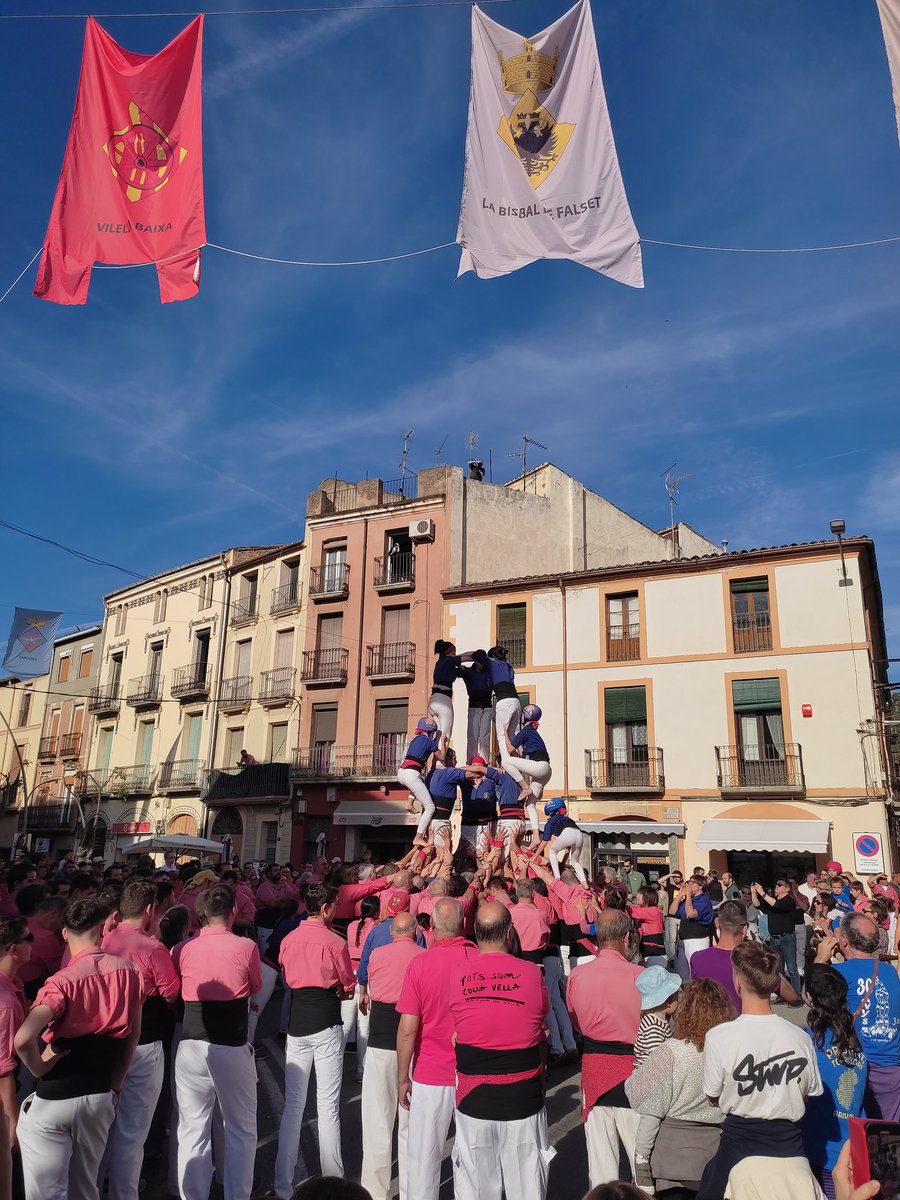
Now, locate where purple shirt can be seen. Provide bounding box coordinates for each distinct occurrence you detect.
[690,944,780,1014]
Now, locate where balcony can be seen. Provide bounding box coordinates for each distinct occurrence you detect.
[301,648,349,686]
[271,582,302,614]
[219,675,252,711]
[159,759,204,791]
[18,801,79,832]
[732,616,773,654]
[172,662,211,700]
[230,595,258,626]
[38,736,58,760]
[203,762,292,806]
[59,733,82,759]
[500,634,526,670]
[88,686,120,716]
[259,666,296,705]
[584,748,665,792]
[291,742,404,781]
[126,674,163,708]
[309,563,350,602]
[607,623,641,662]
[715,744,805,795]
[366,641,415,681]
[74,765,154,797]
[373,552,415,593]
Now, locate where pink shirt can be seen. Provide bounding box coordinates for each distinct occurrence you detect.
[255,879,300,915]
[449,950,548,1050]
[550,878,598,926]
[17,919,64,989]
[234,884,256,924]
[174,926,262,1001]
[566,948,643,1042]
[36,949,142,1042]
[0,973,24,1075]
[380,887,411,918]
[396,936,479,1086]
[510,902,550,951]
[102,922,180,1001]
[367,938,424,1004]
[347,918,377,970]
[279,921,355,992]
[629,905,664,937]
[335,878,390,920]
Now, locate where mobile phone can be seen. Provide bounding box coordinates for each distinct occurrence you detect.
[849,1117,900,1197]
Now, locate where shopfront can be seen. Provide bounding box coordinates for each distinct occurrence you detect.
[580,820,684,883]
[695,817,830,888]
[332,799,418,863]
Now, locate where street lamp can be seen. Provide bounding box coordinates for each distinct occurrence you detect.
[829,519,852,587]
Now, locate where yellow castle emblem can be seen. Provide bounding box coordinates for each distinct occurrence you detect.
[497,38,574,188]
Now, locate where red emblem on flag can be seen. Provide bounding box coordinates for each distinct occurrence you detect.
[18,628,46,654]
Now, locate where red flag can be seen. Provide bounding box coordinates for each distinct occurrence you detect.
[35,16,205,305]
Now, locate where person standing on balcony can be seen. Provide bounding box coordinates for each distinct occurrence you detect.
[397,717,447,848]
[428,641,475,741]
[237,749,257,767]
[462,659,494,763]
[505,704,552,836]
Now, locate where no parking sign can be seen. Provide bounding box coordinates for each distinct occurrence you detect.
[852,832,885,875]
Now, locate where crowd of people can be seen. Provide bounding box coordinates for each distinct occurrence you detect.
[0,817,893,1200]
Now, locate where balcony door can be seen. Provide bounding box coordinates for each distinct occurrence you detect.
[183,712,203,767]
[275,628,295,670]
[148,642,163,684]
[605,686,649,787]
[312,704,337,772]
[323,545,346,592]
[733,679,785,785]
[108,653,123,695]
[235,640,251,679]
[375,700,408,773]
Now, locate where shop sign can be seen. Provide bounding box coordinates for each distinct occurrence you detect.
[112,821,152,835]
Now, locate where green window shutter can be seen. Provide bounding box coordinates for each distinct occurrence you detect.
[605,686,647,723]
[497,604,526,641]
[732,678,781,712]
[730,578,769,594]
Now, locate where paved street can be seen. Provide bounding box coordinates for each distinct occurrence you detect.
[141,989,809,1199]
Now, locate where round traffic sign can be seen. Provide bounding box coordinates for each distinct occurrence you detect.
[855,835,880,858]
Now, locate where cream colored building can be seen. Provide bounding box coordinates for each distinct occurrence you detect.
[0,674,50,857]
[444,536,895,884]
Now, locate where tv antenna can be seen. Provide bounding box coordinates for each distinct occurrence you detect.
[433,434,449,467]
[399,430,414,496]
[508,435,548,490]
[465,432,479,458]
[662,463,690,558]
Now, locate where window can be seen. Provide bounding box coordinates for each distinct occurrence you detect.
[605,686,649,784]
[17,690,32,728]
[269,723,289,763]
[225,727,245,767]
[385,532,414,584]
[381,606,410,645]
[108,653,123,695]
[204,575,215,610]
[322,544,347,591]
[261,821,278,863]
[153,590,167,624]
[148,641,163,682]
[312,704,337,771]
[316,614,343,668]
[138,721,155,765]
[57,656,71,684]
[281,558,300,605]
[98,727,114,776]
[243,573,258,611]
[70,705,85,740]
[275,628,295,670]
[194,629,211,675]
[235,640,252,678]
[48,709,61,743]
[496,603,526,668]
[78,647,93,679]
[183,712,203,765]
[731,678,785,784]
[198,576,207,612]
[375,700,408,771]
[731,578,772,653]
[114,605,127,636]
[607,593,640,661]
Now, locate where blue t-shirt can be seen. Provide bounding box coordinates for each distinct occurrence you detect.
[801,1028,867,1170]
[488,658,516,688]
[511,725,548,759]
[676,893,714,927]
[834,959,900,1066]
[833,887,854,912]
[425,765,467,800]
[357,918,425,984]
[433,654,463,689]
[487,766,524,815]
[404,733,440,764]
[462,776,497,824]
[540,812,577,842]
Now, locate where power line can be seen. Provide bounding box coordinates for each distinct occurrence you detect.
[0,0,521,18]
[0,519,145,579]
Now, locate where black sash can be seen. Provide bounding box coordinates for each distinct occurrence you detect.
[182,998,248,1047]
[288,986,341,1038]
[494,682,517,700]
[36,1034,125,1100]
[431,683,453,697]
[455,1043,543,1120]
[367,999,401,1051]
[139,994,170,1045]
[520,948,545,964]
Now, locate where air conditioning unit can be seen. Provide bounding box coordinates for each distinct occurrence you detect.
[409,518,435,542]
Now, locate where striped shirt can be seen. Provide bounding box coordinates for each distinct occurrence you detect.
[634,1011,672,1067]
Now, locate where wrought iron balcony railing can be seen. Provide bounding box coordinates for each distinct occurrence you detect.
[271,582,302,614]
[230,595,259,625]
[715,744,804,792]
[172,662,211,698]
[38,736,58,760]
[219,675,252,709]
[18,801,79,832]
[159,759,204,790]
[497,634,526,669]
[300,648,348,684]
[291,742,405,780]
[366,641,415,679]
[584,748,665,792]
[126,674,163,707]
[373,552,415,590]
[260,666,296,702]
[88,686,120,715]
[58,732,82,759]
[732,616,773,653]
[309,563,350,600]
[203,762,292,804]
[607,623,641,662]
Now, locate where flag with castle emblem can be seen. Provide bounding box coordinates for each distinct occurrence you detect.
[457,0,642,286]
[34,16,205,305]
[3,609,63,679]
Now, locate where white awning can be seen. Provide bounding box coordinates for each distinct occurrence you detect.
[333,801,418,828]
[581,822,684,838]
[695,819,830,854]
[119,834,227,856]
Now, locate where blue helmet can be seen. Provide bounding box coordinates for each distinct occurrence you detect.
[544,798,566,817]
[416,717,438,734]
[522,703,542,723]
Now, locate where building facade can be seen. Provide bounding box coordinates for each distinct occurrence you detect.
[444,536,895,883]
[0,673,50,858]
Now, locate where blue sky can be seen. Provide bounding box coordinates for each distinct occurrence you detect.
[1,0,900,653]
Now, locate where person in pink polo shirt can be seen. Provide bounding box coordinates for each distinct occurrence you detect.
[0,916,32,1175]
[173,884,261,1200]
[14,897,143,1200]
[255,864,300,954]
[274,881,355,1199]
[360,910,424,1200]
[397,896,479,1200]
[0,864,37,918]
[449,902,552,1200]
[566,908,645,1190]
[16,893,65,1003]
[331,864,393,938]
[510,878,551,960]
[101,880,180,1200]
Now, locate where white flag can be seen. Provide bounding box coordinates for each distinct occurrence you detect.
[876,0,900,145]
[457,0,642,286]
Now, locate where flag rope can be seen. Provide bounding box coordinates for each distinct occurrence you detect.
[0,0,522,18]
[0,248,42,307]
[640,234,900,253]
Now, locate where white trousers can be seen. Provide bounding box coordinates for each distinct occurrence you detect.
[585,1106,640,1188]
[427,691,454,739]
[19,1090,116,1200]
[249,961,279,1044]
[433,820,453,850]
[398,767,434,837]
[453,1108,551,1200]
[466,707,493,762]
[360,1046,409,1200]
[663,916,680,962]
[106,1040,164,1200]
[496,698,523,779]
[459,824,493,857]
[514,758,552,804]
[175,1038,258,1200]
[550,828,587,885]
[497,818,525,861]
[406,1079,455,1200]
[543,955,576,1055]
[676,936,710,983]
[275,1025,344,1198]
[256,927,274,956]
[341,983,370,1075]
